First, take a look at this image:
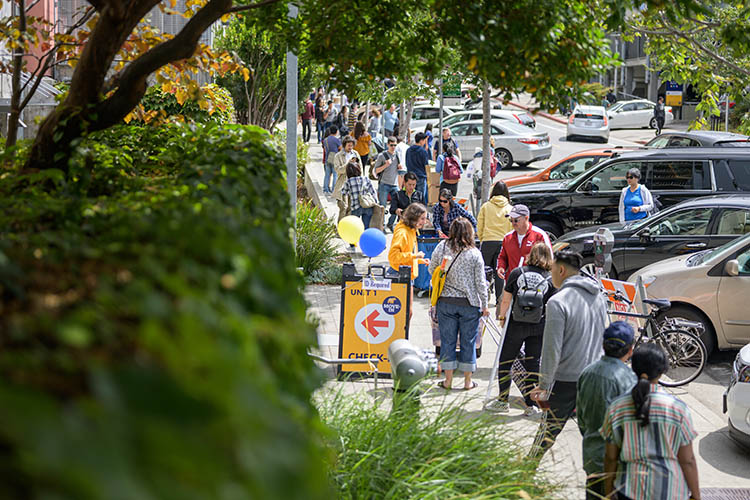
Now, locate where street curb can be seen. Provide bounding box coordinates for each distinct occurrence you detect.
[508,101,568,125]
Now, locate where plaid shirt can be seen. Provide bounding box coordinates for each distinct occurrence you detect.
[341,175,377,211]
[432,202,477,234]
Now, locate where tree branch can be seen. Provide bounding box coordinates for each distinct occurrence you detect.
[93,0,232,130]
[225,0,281,14]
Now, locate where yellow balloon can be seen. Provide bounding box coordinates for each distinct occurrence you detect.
[338,215,365,245]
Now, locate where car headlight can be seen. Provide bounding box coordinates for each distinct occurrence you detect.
[746,409,750,427]
[553,241,570,252]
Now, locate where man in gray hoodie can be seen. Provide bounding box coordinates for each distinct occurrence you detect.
[528,249,608,460]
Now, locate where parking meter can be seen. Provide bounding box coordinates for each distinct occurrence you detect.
[388,339,436,390]
[593,227,614,278]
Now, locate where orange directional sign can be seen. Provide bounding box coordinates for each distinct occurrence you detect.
[339,275,410,375]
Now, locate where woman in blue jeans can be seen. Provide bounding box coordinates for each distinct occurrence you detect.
[428,217,490,390]
[340,160,377,228]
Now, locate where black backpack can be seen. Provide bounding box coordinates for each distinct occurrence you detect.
[511,267,550,324]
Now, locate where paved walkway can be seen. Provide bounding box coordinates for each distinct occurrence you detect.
[302,133,750,499]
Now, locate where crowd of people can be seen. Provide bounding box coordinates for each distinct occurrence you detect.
[309,87,701,500]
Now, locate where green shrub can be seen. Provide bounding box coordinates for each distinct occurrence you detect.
[296,201,337,276]
[319,392,557,499]
[270,128,310,180]
[0,123,329,499]
[137,83,235,124]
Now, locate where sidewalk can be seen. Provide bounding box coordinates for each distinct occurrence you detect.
[302,139,750,499]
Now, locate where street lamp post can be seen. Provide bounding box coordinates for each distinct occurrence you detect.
[286,3,298,247]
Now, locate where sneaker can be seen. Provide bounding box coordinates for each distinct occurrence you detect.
[484,399,510,414]
[523,406,542,418]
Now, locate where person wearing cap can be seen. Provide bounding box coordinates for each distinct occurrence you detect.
[495,204,552,292]
[576,321,638,500]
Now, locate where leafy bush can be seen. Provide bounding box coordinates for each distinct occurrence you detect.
[132,83,235,124]
[296,201,337,276]
[319,392,557,499]
[270,128,310,181]
[0,123,329,499]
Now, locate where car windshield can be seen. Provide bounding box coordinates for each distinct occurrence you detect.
[698,232,750,266]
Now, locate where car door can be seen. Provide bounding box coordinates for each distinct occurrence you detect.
[548,155,602,181]
[717,243,750,343]
[622,207,715,277]
[465,124,484,152]
[635,102,654,128]
[710,207,750,248]
[612,103,636,128]
[571,160,640,229]
[644,160,712,211]
[449,123,473,153]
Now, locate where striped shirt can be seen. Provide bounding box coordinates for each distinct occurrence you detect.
[340,175,377,212]
[600,384,697,500]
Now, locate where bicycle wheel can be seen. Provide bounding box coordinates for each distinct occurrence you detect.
[652,329,706,387]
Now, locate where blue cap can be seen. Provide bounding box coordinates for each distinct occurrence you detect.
[603,321,635,345]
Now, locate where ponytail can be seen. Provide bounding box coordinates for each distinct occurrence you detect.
[630,343,669,427]
[631,378,653,427]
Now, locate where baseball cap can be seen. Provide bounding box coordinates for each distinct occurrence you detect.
[507,204,530,218]
[603,321,635,345]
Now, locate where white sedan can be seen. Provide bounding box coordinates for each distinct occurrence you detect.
[449,119,551,168]
[607,99,674,130]
[725,343,750,449]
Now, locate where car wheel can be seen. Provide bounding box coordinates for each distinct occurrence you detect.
[581,260,610,280]
[533,220,562,241]
[649,117,657,129]
[657,305,717,357]
[495,148,513,169]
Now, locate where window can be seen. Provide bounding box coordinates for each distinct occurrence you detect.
[667,137,700,147]
[648,208,713,236]
[728,160,750,190]
[646,136,669,148]
[716,209,750,236]
[647,161,709,190]
[635,102,654,111]
[420,108,440,120]
[550,156,600,180]
[468,125,482,136]
[451,124,471,136]
[587,161,639,192]
[622,103,637,112]
[736,247,750,275]
[491,126,504,135]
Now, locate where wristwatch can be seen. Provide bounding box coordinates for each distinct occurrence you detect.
[498,316,506,321]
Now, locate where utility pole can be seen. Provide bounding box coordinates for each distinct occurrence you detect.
[286,3,298,246]
[481,80,491,204]
[437,79,443,158]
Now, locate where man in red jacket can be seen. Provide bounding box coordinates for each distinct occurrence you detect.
[496,204,553,280]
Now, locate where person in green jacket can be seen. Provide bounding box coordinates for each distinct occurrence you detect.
[576,321,637,500]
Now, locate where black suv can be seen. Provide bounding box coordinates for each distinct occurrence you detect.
[509,148,750,239]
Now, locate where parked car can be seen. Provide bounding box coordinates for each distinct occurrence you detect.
[508,148,750,240]
[607,99,674,130]
[646,131,750,148]
[554,194,750,280]
[725,343,750,449]
[449,119,551,168]
[408,104,462,132]
[464,98,505,111]
[504,147,635,187]
[441,108,536,129]
[630,231,750,356]
[566,105,610,142]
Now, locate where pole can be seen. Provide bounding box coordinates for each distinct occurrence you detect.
[725,97,730,132]
[286,3,298,247]
[481,80,491,204]
[438,80,444,159]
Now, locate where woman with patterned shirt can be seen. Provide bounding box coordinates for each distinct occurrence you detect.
[432,189,477,238]
[428,218,489,390]
[601,343,701,500]
[340,160,377,229]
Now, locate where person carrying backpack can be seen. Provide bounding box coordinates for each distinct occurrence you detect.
[486,242,556,415]
[435,144,463,196]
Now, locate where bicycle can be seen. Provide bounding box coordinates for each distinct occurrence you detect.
[605,289,707,387]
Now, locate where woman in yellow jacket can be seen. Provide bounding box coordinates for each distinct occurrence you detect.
[389,203,429,321]
[476,181,513,318]
[353,122,372,167]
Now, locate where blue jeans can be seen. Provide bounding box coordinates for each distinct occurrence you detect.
[323,162,337,193]
[415,175,428,204]
[378,182,399,226]
[316,121,323,142]
[352,206,373,229]
[436,300,481,372]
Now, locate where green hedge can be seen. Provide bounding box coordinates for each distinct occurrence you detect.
[0,124,328,499]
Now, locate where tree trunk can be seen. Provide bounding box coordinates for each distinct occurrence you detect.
[481,80,491,204]
[6,0,26,149]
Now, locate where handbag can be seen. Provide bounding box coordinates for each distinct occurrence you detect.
[430,248,464,307]
[360,190,378,208]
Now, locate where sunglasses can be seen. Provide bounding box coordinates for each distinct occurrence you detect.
[388,143,396,147]
[439,199,449,204]
[626,175,637,179]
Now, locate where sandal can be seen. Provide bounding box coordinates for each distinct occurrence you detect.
[463,381,479,391]
[437,380,451,390]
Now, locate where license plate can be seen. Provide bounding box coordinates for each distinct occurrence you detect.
[585,120,592,127]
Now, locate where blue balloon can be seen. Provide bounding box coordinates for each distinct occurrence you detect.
[359,228,387,258]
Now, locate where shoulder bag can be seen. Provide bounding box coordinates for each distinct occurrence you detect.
[430,248,464,307]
